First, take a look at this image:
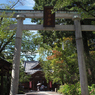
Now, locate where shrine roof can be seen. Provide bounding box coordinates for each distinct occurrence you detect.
[0,58,12,75]
[0,58,12,68]
[24,61,41,75]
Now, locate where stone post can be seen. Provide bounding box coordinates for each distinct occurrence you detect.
[73,15,89,95]
[10,15,25,95]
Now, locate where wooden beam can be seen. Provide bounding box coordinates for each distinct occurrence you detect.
[7,24,95,31]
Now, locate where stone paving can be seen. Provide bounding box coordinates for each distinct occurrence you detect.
[25,91,62,95]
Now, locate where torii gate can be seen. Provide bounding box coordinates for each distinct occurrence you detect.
[0,9,95,95]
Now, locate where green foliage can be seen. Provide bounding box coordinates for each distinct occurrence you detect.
[39,37,79,85]
[33,0,56,10]
[88,84,95,95]
[0,11,37,62]
[54,0,95,19]
[58,82,81,95]
[18,64,31,94]
[0,1,36,94]
[19,65,31,83]
[58,83,95,95]
[18,90,25,94]
[21,31,38,61]
[18,60,31,93]
[0,12,16,60]
[33,0,95,87]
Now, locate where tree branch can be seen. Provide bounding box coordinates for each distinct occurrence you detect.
[0,0,23,23]
[0,40,3,49]
[0,33,14,53]
[10,0,20,9]
[74,2,95,17]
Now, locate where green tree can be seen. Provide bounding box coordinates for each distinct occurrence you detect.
[54,0,95,18]
[19,66,31,83]
[53,0,95,85]
[0,12,16,60]
[0,1,38,61]
[0,2,38,95]
[0,12,37,62]
[32,0,95,86]
[40,37,79,84]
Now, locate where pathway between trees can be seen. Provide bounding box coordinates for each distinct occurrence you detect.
[25,91,62,95]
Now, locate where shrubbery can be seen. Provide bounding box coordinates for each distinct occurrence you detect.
[88,84,95,95]
[58,82,95,95]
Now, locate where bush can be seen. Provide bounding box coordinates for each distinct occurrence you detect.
[18,85,25,94]
[58,83,95,95]
[58,82,81,95]
[18,90,25,94]
[88,84,95,95]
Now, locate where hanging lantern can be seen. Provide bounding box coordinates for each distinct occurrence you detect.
[49,81,52,88]
[29,81,32,88]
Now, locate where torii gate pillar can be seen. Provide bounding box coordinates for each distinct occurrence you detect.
[73,15,89,95]
[10,15,25,95]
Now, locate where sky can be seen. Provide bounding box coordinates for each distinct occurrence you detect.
[0,0,39,61]
[0,0,35,9]
[0,0,36,24]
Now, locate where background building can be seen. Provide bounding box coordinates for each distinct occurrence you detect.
[23,61,57,91]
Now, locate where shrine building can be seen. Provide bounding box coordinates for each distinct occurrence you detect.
[23,61,57,91]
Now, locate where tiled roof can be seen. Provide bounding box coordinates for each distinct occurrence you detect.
[25,69,42,75]
[24,61,41,75]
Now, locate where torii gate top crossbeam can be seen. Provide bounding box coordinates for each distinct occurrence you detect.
[0,9,80,19]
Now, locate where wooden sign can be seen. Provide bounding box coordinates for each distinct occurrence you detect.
[43,6,55,27]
